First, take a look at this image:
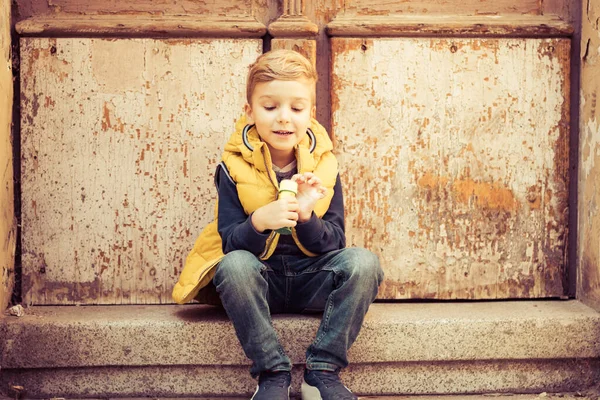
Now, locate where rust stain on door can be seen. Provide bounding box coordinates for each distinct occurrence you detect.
[332,37,570,299]
[20,38,261,305]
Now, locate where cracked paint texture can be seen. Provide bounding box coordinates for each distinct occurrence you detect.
[0,0,15,312]
[20,38,260,304]
[332,38,570,299]
[578,0,600,310]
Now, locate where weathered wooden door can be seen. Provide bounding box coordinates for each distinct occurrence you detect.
[16,0,573,304]
[332,37,570,299]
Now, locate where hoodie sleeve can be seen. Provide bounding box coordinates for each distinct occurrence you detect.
[215,164,271,255]
[294,174,346,254]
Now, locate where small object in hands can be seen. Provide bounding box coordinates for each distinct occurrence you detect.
[276,179,298,235]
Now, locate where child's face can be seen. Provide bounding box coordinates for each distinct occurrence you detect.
[245,78,315,166]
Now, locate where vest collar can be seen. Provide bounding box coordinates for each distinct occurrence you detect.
[241,124,317,154]
[224,114,333,173]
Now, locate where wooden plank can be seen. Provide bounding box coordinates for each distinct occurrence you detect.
[0,0,15,312]
[327,15,573,37]
[577,0,600,311]
[37,0,253,16]
[13,0,278,30]
[342,0,540,16]
[16,16,267,37]
[271,39,317,67]
[20,38,262,305]
[331,37,570,299]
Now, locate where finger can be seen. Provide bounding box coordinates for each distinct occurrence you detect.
[282,217,297,227]
[303,172,315,181]
[291,174,305,183]
[280,197,297,205]
[305,174,320,185]
[283,197,298,206]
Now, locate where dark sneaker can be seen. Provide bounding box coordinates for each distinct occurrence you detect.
[251,370,291,400]
[301,369,358,400]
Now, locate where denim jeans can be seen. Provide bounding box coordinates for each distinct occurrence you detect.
[213,247,384,377]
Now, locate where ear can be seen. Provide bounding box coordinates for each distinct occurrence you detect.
[311,105,316,119]
[244,103,254,124]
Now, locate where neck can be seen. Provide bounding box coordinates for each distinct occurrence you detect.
[271,155,295,169]
[268,148,295,169]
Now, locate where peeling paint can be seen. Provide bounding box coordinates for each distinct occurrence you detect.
[271,39,317,67]
[1,0,15,311]
[578,0,600,311]
[581,117,600,176]
[20,38,261,304]
[21,0,255,17]
[343,0,540,16]
[332,37,569,299]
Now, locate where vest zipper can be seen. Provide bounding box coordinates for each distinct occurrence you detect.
[295,145,302,174]
[259,145,279,259]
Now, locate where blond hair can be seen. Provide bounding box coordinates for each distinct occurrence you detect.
[246,49,317,104]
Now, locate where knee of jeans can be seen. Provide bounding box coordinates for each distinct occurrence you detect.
[340,247,384,285]
[214,250,263,285]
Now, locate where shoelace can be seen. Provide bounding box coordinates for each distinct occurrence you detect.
[314,371,343,387]
[261,371,289,388]
[312,372,356,399]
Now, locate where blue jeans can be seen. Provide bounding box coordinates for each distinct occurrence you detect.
[213,247,384,377]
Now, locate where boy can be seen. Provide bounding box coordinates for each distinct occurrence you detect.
[172,50,384,400]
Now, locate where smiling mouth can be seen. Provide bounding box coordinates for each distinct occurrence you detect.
[274,130,294,136]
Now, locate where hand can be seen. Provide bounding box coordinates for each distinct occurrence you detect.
[291,172,327,222]
[251,197,299,233]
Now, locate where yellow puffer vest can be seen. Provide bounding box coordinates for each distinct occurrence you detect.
[172,115,338,304]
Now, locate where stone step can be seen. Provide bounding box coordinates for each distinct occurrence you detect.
[9,396,594,400]
[1,300,599,398]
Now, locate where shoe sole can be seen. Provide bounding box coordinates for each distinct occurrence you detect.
[250,384,290,399]
[301,378,361,400]
[300,379,323,400]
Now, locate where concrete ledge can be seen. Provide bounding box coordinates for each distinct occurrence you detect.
[2,301,599,369]
[1,359,599,397]
[2,300,600,397]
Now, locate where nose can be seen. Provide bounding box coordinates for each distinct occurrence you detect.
[277,107,290,123]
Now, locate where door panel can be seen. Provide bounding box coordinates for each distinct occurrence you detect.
[20,38,261,304]
[331,38,570,299]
